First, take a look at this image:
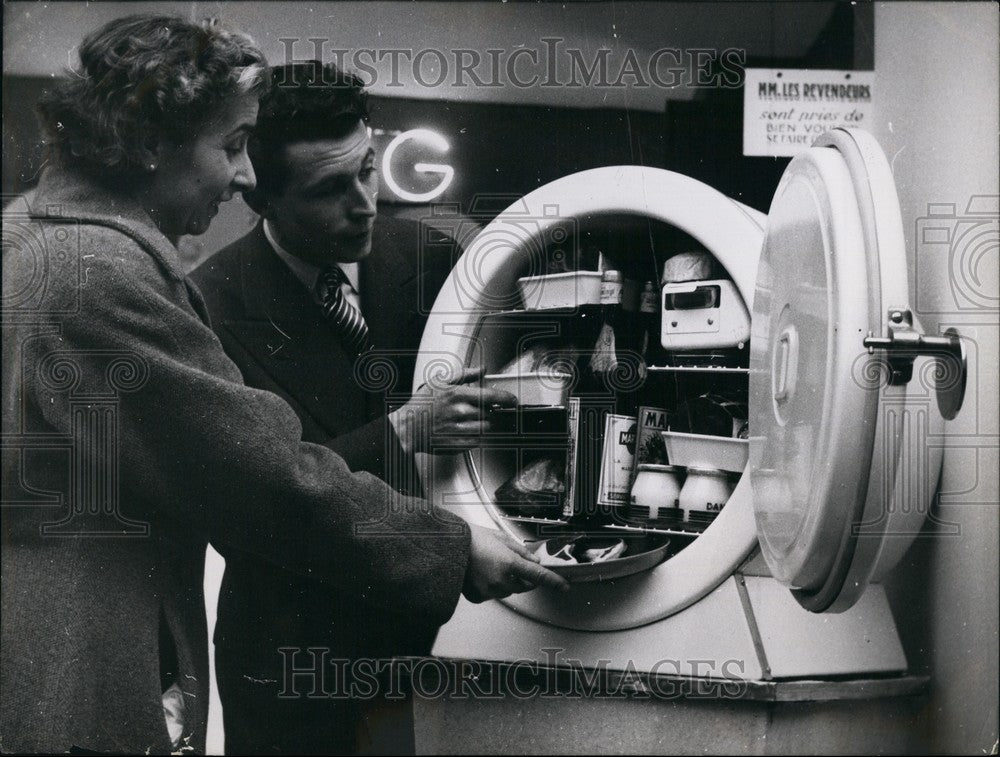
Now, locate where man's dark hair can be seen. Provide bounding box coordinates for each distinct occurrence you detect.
[246,61,369,205]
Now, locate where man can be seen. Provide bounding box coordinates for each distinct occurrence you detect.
[190,62,531,754]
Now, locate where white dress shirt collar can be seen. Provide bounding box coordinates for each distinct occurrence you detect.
[262,219,361,308]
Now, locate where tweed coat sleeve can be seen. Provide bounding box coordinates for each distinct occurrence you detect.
[322,417,406,481]
[9,220,471,619]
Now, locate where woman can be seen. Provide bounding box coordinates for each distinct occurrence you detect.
[1,14,565,755]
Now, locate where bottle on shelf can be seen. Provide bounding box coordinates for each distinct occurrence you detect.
[593,410,636,523]
[628,463,684,526]
[615,277,670,467]
[571,255,631,526]
[589,263,623,375]
[679,467,736,526]
[639,280,662,367]
[610,278,673,513]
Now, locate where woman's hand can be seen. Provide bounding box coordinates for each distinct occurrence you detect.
[462,524,571,603]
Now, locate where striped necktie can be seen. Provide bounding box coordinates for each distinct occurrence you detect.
[316,265,373,356]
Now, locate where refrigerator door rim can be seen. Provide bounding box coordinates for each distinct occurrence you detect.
[749,127,944,613]
[417,165,766,631]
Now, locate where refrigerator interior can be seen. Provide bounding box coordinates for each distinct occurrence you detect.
[463,213,751,562]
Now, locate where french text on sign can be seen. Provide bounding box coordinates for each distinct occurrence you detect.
[743,68,874,157]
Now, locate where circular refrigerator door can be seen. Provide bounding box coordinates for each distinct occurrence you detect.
[416,166,766,631]
[749,127,945,613]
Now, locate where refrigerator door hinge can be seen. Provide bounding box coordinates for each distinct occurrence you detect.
[862,308,967,420]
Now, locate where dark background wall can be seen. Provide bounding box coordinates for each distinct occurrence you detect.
[3,1,872,269]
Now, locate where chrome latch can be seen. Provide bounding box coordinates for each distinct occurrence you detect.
[862,308,966,420]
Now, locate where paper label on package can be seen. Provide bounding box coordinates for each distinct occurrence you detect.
[597,413,636,506]
[562,398,580,517]
[633,406,670,472]
[743,68,874,157]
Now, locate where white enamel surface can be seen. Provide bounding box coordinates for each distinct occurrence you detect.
[416,166,765,631]
[815,128,945,611]
[749,145,873,591]
[750,128,944,611]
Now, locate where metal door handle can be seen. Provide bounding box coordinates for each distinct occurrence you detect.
[773,328,798,404]
[862,308,967,420]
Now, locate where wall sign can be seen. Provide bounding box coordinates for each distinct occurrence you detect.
[743,69,874,157]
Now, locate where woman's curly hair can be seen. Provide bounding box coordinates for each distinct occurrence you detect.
[37,14,269,185]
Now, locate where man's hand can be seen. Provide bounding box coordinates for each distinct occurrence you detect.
[389,367,517,454]
[462,524,571,603]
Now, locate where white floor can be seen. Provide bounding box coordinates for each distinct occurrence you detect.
[203,546,227,755]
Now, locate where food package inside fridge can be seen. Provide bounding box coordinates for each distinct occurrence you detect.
[494,456,567,516]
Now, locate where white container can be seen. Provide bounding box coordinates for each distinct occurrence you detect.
[660,278,751,349]
[661,431,748,473]
[517,271,603,310]
[679,466,735,525]
[482,371,571,406]
[629,464,683,520]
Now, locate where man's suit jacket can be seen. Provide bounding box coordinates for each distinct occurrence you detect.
[190,218,457,697]
[0,169,470,755]
[192,218,448,491]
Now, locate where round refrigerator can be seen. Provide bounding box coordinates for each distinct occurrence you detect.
[411,128,964,687]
